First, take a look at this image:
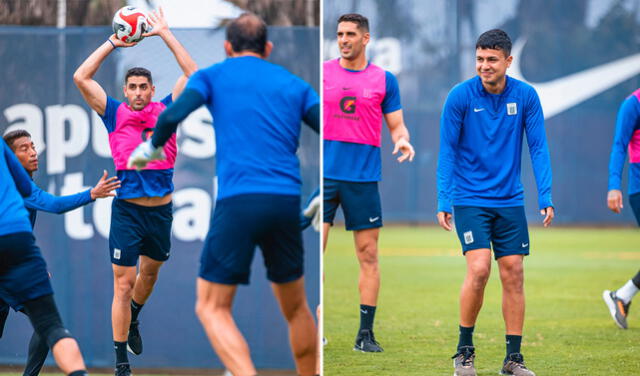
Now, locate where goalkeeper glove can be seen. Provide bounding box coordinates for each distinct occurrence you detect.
[127,139,165,170]
[300,187,321,232]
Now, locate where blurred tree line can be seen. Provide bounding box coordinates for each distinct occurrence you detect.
[0,0,319,26]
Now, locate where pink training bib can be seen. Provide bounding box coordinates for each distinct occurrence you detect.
[323,59,386,147]
[109,101,177,170]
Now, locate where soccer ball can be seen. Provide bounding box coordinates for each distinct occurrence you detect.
[112,6,149,43]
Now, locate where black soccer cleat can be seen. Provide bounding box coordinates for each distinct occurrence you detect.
[127,320,143,355]
[353,329,383,352]
[603,290,631,329]
[115,363,132,376]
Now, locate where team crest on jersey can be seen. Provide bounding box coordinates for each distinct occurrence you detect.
[363,88,372,98]
[507,102,517,115]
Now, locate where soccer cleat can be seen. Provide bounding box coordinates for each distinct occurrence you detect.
[451,345,476,376]
[353,329,383,352]
[602,290,631,329]
[115,363,132,376]
[127,320,143,355]
[500,353,535,376]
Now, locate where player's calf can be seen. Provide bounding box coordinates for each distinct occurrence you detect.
[22,294,87,375]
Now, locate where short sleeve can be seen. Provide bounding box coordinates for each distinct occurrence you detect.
[160,94,173,106]
[99,96,122,133]
[185,70,212,103]
[381,71,402,114]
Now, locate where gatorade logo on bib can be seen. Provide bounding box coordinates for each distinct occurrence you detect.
[340,96,357,114]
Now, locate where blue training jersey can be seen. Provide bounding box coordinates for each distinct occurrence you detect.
[608,89,640,196]
[437,75,553,213]
[100,95,173,199]
[24,181,93,227]
[323,66,402,182]
[185,56,319,199]
[0,141,32,236]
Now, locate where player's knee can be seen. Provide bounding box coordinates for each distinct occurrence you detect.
[139,269,159,285]
[357,244,379,268]
[468,266,491,287]
[22,295,74,348]
[114,278,135,300]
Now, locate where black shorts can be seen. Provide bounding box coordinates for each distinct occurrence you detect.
[200,194,304,285]
[323,178,382,231]
[109,199,173,266]
[0,232,52,310]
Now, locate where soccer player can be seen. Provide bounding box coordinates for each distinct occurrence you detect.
[0,129,119,376]
[72,8,196,376]
[128,13,319,376]
[602,88,640,329]
[0,140,89,376]
[437,29,553,376]
[322,13,415,353]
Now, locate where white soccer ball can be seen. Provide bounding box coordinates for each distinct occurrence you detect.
[112,6,149,43]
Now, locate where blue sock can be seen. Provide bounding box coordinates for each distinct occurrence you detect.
[457,325,475,349]
[359,305,376,331]
[131,300,144,322]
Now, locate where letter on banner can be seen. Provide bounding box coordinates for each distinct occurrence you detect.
[46,105,90,174]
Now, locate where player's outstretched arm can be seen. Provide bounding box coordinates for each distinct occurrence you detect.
[24,170,120,214]
[384,109,415,163]
[73,35,137,116]
[142,7,198,99]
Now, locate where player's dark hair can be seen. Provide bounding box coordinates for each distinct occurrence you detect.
[3,129,32,149]
[338,13,369,32]
[226,13,268,55]
[476,29,512,56]
[125,67,153,85]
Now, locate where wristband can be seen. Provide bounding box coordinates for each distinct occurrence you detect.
[107,39,117,50]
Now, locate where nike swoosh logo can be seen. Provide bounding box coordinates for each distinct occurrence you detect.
[521,243,528,248]
[342,87,351,90]
[510,38,640,119]
[360,309,368,314]
[369,217,380,222]
[473,108,484,112]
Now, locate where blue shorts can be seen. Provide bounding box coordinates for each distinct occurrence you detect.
[630,192,640,226]
[0,232,53,310]
[323,178,382,231]
[200,194,304,285]
[109,199,173,266]
[453,206,530,259]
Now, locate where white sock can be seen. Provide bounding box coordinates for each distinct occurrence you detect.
[616,280,640,304]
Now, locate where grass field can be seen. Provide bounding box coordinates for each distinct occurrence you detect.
[323,226,640,375]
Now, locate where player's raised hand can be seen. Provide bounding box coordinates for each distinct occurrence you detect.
[437,211,453,231]
[607,189,623,214]
[90,170,121,199]
[127,139,165,170]
[142,7,168,37]
[540,206,554,227]
[393,138,415,163]
[108,34,138,48]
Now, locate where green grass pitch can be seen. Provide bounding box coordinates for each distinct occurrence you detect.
[323,226,640,375]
